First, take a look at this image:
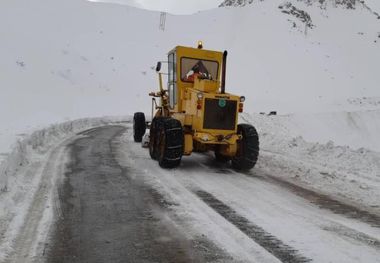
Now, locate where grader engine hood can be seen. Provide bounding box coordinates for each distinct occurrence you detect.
[203,97,237,130]
[187,88,242,147]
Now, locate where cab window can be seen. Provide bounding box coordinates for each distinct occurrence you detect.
[168,53,176,108]
[181,58,218,82]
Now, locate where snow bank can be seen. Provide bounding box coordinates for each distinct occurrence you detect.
[0,116,129,191]
[0,116,130,260]
[247,109,380,152]
[242,112,380,213]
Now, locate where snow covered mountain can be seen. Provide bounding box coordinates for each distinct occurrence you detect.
[88,0,224,14]
[220,0,380,21]
[221,0,377,11]
[1,0,380,152]
[219,0,254,7]
[1,1,380,261]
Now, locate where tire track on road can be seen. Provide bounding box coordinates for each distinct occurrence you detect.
[195,190,312,263]
[253,173,380,228]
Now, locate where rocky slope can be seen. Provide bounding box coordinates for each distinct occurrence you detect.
[220,0,380,19]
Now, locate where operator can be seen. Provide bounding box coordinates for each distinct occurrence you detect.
[185,61,210,82]
[186,65,201,82]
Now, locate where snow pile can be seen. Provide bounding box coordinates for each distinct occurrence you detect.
[0,116,129,191]
[0,116,130,260]
[248,109,380,152]
[242,112,380,213]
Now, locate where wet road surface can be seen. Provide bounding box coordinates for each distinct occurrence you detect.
[44,125,380,263]
[47,126,223,263]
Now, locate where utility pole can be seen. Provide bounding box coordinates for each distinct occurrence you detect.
[159,12,166,31]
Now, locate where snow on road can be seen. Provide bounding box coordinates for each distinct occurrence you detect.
[1,119,379,262]
[116,125,380,262]
[0,117,129,261]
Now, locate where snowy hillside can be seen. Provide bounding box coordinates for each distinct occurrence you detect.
[1,1,380,261]
[1,0,380,156]
[220,0,380,15]
[89,0,224,14]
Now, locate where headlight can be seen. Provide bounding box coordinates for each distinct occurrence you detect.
[197,92,204,99]
[240,96,246,102]
[198,41,203,49]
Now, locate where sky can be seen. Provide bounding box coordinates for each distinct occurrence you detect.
[88,0,224,14]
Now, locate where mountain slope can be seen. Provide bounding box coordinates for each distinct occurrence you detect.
[0,0,379,154]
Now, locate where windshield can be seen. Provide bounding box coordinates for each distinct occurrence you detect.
[181,57,218,82]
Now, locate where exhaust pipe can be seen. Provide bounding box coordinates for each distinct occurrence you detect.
[221,50,227,94]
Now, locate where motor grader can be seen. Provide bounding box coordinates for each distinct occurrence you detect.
[133,42,259,170]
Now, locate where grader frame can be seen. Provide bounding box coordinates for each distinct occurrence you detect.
[133,42,259,170]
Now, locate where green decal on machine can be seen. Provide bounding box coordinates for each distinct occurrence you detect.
[218,99,226,108]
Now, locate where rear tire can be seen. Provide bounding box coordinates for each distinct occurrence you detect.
[157,118,184,168]
[133,112,146,142]
[232,124,259,170]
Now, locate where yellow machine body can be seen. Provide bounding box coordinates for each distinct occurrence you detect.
[152,44,244,157]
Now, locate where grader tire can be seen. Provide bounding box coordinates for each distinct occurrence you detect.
[157,118,184,168]
[149,117,167,160]
[232,124,259,170]
[133,112,146,142]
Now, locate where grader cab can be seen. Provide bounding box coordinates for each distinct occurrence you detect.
[133,42,259,170]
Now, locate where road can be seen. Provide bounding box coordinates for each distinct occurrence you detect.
[46,126,223,263]
[10,125,379,263]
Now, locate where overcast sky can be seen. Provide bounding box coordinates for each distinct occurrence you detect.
[89,0,224,14]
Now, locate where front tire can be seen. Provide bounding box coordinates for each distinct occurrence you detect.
[157,118,184,168]
[149,117,166,160]
[232,124,259,170]
[133,112,146,142]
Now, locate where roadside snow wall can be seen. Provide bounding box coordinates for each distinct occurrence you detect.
[0,116,130,260]
[245,109,380,152]
[242,111,380,213]
[0,116,129,192]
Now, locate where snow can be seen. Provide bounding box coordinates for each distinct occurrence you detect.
[1,0,380,260]
[88,0,224,14]
[115,126,380,263]
[251,110,380,152]
[1,0,379,157]
[242,112,380,214]
[0,116,129,260]
[364,0,380,14]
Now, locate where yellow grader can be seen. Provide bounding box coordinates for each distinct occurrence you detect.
[133,42,259,170]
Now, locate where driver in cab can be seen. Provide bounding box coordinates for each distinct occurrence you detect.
[185,61,211,82]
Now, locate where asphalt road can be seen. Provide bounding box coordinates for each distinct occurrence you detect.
[47,126,224,263]
[43,125,380,263]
